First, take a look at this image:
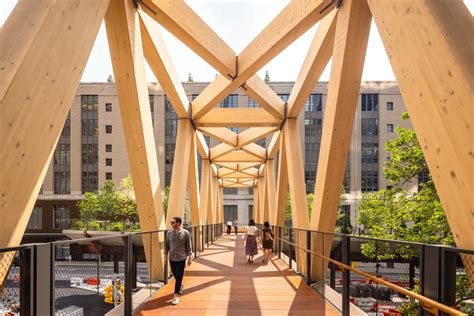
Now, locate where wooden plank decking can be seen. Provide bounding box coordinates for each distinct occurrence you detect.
[134,233,339,315]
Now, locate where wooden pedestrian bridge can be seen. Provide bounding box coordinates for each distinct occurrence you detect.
[1,0,472,315]
[135,233,338,315]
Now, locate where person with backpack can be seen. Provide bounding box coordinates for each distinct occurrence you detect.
[261,221,274,263]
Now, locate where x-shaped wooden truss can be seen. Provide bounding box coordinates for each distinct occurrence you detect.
[1,0,472,281]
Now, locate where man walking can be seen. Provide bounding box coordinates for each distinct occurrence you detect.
[164,216,192,305]
[226,220,232,235]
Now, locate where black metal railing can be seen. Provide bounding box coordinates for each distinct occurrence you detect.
[269,225,473,316]
[0,223,223,315]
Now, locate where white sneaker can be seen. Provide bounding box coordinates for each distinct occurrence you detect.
[171,297,180,305]
[179,284,184,294]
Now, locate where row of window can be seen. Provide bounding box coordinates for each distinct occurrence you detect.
[27,205,72,230]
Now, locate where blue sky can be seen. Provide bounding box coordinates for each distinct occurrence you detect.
[2,1,473,83]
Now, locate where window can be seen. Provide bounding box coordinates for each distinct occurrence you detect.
[223,205,238,224]
[304,94,322,112]
[220,94,238,108]
[278,94,289,102]
[361,93,379,111]
[149,94,154,127]
[387,124,394,133]
[106,144,112,152]
[361,171,378,192]
[27,206,43,229]
[362,118,378,136]
[106,172,112,180]
[106,158,112,166]
[53,205,72,229]
[54,112,71,194]
[361,143,378,163]
[105,125,112,134]
[105,103,112,112]
[165,119,178,137]
[81,95,98,193]
[248,97,259,108]
[386,102,393,111]
[224,188,238,195]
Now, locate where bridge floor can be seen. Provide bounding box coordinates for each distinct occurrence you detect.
[135,233,338,315]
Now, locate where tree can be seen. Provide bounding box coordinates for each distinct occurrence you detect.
[187,72,194,82]
[264,70,270,83]
[357,118,453,250]
[107,74,114,82]
[162,186,170,218]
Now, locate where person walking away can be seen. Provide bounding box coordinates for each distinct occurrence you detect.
[261,221,274,263]
[226,220,232,235]
[243,219,258,263]
[233,219,238,236]
[164,216,193,305]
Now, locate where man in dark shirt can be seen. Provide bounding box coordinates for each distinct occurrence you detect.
[164,216,192,305]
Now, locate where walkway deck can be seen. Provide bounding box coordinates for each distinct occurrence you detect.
[135,233,338,315]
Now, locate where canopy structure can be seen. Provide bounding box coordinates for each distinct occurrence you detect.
[0,0,472,280]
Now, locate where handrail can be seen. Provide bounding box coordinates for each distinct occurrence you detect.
[274,225,474,254]
[274,235,466,316]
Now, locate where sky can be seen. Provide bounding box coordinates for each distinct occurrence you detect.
[1,0,473,83]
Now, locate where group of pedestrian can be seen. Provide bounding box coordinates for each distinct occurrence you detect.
[163,216,275,306]
[243,220,274,263]
[226,219,238,235]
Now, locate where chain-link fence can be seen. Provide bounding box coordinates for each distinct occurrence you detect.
[0,250,21,314]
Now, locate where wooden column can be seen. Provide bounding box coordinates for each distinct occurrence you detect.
[275,132,289,227]
[188,132,200,227]
[167,119,193,224]
[310,0,372,281]
[367,0,474,251]
[0,0,108,248]
[266,159,277,225]
[284,119,310,276]
[105,0,166,279]
[199,159,211,225]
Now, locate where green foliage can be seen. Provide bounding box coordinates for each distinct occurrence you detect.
[264,70,270,83]
[108,222,124,232]
[162,186,170,218]
[284,192,315,224]
[357,114,453,259]
[107,74,114,83]
[187,72,194,82]
[77,176,138,231]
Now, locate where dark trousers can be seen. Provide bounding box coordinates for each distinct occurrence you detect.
[234,226,238,235]
[170,259,186,294]
[226,225,231,234]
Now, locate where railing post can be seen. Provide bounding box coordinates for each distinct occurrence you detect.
[342,235,350,316]
[193,227,197,258]
[278,227,282,259]
[122,234,133,315]
[164,231,169,285]
[19,247,33,316]
[306,230,311,285]
[440,247,456,316]
[288,228,293,270]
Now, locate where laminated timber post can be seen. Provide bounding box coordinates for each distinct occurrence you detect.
[0,0,109,284]
[367,0,474,252]
[188,131,201,237]
[284,119,310,276]
[265,159,277,225]
[310,0,372,281]
[198,159,211,251]
[167,119,193,225]
[274,132,288,228]
[105,0,166,279]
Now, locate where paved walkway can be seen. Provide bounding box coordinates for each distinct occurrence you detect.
[135,233,338,315]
